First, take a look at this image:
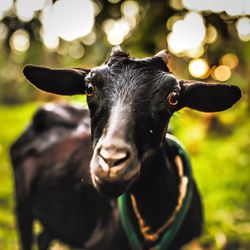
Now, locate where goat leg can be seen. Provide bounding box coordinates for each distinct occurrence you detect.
[16,198,34,250]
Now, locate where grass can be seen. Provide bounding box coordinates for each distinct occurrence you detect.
[0,102,249,249]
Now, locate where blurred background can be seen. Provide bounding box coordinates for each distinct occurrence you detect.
[0,0,249,249]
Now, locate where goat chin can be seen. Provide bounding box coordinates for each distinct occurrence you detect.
[91,171,139,197]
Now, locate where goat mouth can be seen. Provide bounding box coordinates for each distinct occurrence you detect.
[91,165,140,197]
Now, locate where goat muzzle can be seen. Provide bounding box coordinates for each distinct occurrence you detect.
[90,138,140,196]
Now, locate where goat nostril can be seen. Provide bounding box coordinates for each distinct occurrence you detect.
[98,147,130,168]
[112,153,130,167]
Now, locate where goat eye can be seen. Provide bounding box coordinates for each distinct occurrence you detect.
[85,83,95,96]
[167,91,179,106]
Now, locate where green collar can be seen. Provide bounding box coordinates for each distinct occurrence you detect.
[118,134,193,250]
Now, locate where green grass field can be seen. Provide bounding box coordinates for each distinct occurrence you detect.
[0,102,249,249]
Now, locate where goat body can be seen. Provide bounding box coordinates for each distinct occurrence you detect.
[11,103,202,250]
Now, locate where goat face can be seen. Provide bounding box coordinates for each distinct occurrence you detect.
[23,48,241,197]
[87,50,181,196]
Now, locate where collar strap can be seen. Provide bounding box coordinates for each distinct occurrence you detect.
[118,134,193,250]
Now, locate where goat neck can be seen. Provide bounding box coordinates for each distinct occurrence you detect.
[130,142,180,234]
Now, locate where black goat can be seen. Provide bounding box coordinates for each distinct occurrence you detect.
[11,48,241,250]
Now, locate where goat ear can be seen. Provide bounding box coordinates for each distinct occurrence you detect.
[23,65,90,96]
[152,50,171,72]
[154,50,171,65]
[179,80,241,112]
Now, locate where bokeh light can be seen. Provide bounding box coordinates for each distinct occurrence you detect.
[16,0,35,22]
[10,29,30,52]
[182,0,250,16]
[82,31,96,46]
[15,0,47,22]
[40,5,59,49]
[92,1,101,16]
[182,0,224,13]
[186,46,204,58]
[206,25,217,44]
[101,0,139,45]
[108,0,121,3]
[188,58,210,78]
[236,17,250,41]
[107,21,127,45]
[212,65,231,81]
[33,0,46,10]
[0,23,8,41]
[68,43,85,59]
[169,0,183,11]
[224,0,244,16]
[123,16,137,29]
[103,18,132,45]
[167,12,206,56]
[52,0,94,41]
[166,15,182,30]
[220,53,239,69]
[41,29,59,50]
[38,0,95,49]
[0,0,13,12]
[121,0,139,18]
[102,19,116,35]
